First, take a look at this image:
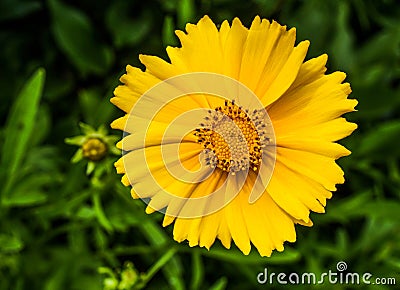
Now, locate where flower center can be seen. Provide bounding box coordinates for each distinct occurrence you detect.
[194,100,269,174]
[82,138,108,161]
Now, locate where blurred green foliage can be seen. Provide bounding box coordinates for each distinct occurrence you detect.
[0,0,399,289]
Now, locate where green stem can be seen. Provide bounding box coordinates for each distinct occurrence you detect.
[138,247,178,288]
[92,191,113,233]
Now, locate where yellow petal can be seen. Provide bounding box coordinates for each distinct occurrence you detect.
[171,172,224,244]
[122,143,203,191]
[267,163,311,222]
[121,174,130,186]
[110,115,129,132]
[110,85,140,113]
[120,122,198,152]
[139,54,180,80]
[221,18,248,79]
[276,147,345,191]
[260,40,310,107]
[277,137,351,159]
[275,118,358,142]
[247,172,297,243]
[239,17,273,91]
[120,65,161,95]
[269,72,357,130]
[289,54,328,91]
[224,174,251,255]
[216,213,232,249]
[254,24,296,98]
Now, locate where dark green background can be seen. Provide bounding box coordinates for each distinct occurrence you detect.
[1,0,399,289]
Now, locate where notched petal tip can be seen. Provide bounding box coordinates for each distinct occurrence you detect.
[138,54,148,64]
[295,218,313,227]
[351,99,359,110]
[287,26,296,34]
[189,240,199,247]
[298,39,310,50]
[175,29,187,38]
[125,64,136,74]
[114,158,125,174]
[121,174,130,186]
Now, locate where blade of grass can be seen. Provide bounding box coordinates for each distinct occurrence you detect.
[138,247,178,288]
[92,191,113,233]
[1,68,45,200]
[177,0,195,28]
[140,221,185,290]
[190,251,204,290]
[209,277,227,290]
[162,15,178,47]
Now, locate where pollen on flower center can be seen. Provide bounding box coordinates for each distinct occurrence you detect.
[82,138,107,161]
[194,100,269,173]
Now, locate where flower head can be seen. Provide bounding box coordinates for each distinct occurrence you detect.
[66,123,120,175]
[111,16,357,256]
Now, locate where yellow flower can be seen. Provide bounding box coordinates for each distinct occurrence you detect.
[111,16,357,257]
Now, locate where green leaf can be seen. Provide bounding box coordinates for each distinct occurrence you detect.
[0,0,41,21]
[106,201,142,231]
[65,136,86,146]
[160,0,178,12]
[79,122,96,135]
[78,89,115,125]
[76,206,96,220]
[106,3,152,48]
[30,105,51,147]
[359,201,400,220]
[209,277,227,290]
[320,191,372,223]
[92,192,113,232]
[35,191,91,219]
[387,259,400,271]
[357,121,400,159]
[86,161,96,175]
[163,15,178,47]
[71,148,83,163]
[47,0,113,76]
[3,190,47,207]
[138,248,178,288]
[177,0,195,28]
[331,1,354,71]
[190,252,204,290]
[0,234,24,253]
[139,221,185,290]
[1,68,45,197]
